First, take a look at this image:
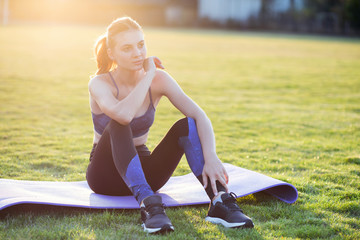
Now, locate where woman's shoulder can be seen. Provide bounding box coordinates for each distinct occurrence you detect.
[152,69,181,96]
[152,69,171,89]
[89,72,109,82]
[88,73,109,89]
[153,69,174,84]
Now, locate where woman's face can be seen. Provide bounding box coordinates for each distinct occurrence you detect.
[108,30,147,71]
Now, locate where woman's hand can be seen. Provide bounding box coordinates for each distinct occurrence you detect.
[202,155,229,197]
[153,56,165,69]
[143,56,164,74]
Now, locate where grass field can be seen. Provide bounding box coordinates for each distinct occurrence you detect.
[0,23,359,239]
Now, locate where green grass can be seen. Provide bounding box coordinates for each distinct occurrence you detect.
[0,23,359,239]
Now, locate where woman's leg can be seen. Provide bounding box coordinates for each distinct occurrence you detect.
[177,118,253,228]
[87,117,226,201]
[87,120,174,233]
[178,117,227,200]
[141,117,226,200]
[140,118,189,192]
[86,120,153,204]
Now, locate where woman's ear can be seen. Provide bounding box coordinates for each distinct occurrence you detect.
[107,48,114,60]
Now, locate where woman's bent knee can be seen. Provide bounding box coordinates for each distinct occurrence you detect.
[171,117,189,138]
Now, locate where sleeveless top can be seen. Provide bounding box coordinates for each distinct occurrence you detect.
[91,72,155,138]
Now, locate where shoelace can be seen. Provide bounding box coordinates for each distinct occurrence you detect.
[146,203,166,216]
[223,192,243,213]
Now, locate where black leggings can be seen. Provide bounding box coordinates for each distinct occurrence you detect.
[86,118,225,201]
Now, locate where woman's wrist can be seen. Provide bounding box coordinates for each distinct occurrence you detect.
[204,151,218,162]
[144,69,156,80]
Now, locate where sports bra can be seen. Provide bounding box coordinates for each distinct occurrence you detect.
[91,72,155,138]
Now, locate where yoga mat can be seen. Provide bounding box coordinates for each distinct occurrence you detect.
[0,163,298,211]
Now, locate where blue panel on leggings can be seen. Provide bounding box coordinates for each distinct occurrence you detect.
[178,117,205,177]
[124,154,153,204]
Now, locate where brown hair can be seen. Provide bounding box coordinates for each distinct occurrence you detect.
[94,17,142,75]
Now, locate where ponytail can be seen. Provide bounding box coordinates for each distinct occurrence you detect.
[94,35,114,75]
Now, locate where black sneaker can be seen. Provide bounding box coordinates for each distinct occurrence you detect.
[205,192,254,228]
[140,195,174,234]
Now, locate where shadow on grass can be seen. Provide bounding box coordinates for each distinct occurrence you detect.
[0,203,263,239]
[166,204,264,239]
[0,203,137,219]
[0,192,340,239]
[239,192,340,239]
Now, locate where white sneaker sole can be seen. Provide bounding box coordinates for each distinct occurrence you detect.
[142,223,174,234]
[205,216,246,228]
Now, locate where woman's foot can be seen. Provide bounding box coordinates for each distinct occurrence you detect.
[140,195,174,234]
[205,192,254,228]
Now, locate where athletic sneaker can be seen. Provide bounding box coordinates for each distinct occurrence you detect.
[140,195,174,234]
[205,192,254,228]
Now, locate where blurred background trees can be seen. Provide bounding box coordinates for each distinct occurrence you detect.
[299,0,360,34]
[1,0,359,35]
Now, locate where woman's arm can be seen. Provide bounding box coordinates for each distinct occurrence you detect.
[155,70,229,196]
[89,57,160,125]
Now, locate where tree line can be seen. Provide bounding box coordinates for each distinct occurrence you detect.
[199,0,360,35]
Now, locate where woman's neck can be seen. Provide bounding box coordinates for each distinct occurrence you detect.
[112,67,144,87]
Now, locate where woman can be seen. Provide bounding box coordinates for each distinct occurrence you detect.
[86,17,253,234]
